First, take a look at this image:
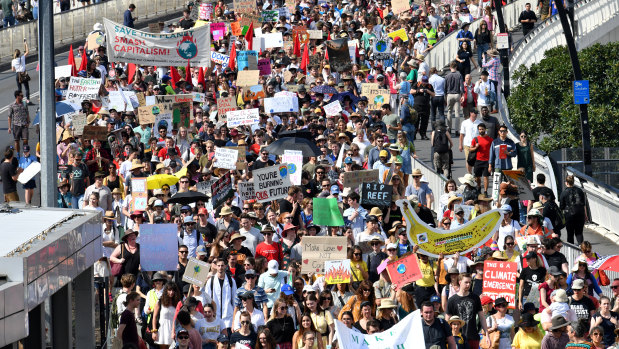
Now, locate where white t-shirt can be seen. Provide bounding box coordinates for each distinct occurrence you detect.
[195,317,225,341]
[443,256,474,273]
[497,220,521,251]
[12,55,26,73]
[460,118,481,146]
[232,307,265,332]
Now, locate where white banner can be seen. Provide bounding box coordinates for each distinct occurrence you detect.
[66,76,101,102]
[226,108,260,127]
[263,96,299,114]
[335,310,424,349]
[253,164,291,203]
[104,18,212,66]
[282,150,303,185]
[214,147,239,170]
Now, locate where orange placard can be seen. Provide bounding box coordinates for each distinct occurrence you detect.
[482,260,518,309]
[231,21,242,36]
[386,254,423,289]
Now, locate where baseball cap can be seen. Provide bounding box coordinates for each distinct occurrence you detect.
[23,145,30,152]
[481,295,494,306]
[267,260,279,274]
[430,295,440,303]
[330,185,340,195]
[571,279,585,290]
[198,207,208,215]
[344,157,353,164]
[281,284,294,295]
[217,334,230,343]
[196,245,207,256]
[181,205,192,211]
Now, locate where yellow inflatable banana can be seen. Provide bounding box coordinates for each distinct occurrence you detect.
[396,199,503,257]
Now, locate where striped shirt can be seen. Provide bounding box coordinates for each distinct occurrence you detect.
[235,284,268,309]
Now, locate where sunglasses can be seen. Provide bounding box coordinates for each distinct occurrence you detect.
[413,175,421,178]
[179,250,189,254]
[506,242,515,246]
[443,221,451,225]
[180,180,189,183]
[611,285,619,289]
[387,248,397,252]
[284,217,293,220]
[353,253,361,256]
[177,335,190,340]
[263,232,273,236]
[245,275,256,279]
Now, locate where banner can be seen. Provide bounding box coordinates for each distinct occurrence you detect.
[182,258,211,287]
[325,259,352,284]
[217,97,237,117]
[211,51,230,68]
[214,147,239,170]
[312,198,345,226]
[360,183,392,206]
[326,39,352,72]
[239,180,256,201]
[483,260,518,309]
[227,108,260,127]
[263,96,299,113]
[253,164,291,203]
[502,170,534,200]
[342,169,379,188]
[335,310,424,349]
[282,150,303,185]
[139,224,178,271]
[324,100,342,116]
[66,77,101,102]
[301,236,347,273]
[104,18,212,66]
[397,199,503,258]
[211,172,234,208]
[386,254,423,289]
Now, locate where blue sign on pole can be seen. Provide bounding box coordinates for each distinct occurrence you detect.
[573,80,590,104]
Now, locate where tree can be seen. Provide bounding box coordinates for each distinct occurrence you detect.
[508,43,619,153]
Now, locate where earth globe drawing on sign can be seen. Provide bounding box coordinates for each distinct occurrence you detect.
[177,35,198,60]
[374,95,385,106]
[375,40,387,53]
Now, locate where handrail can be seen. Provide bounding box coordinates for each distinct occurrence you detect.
[411,157,448,216]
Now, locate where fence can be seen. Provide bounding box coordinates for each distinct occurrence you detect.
[411,157,447,216]
[0,0,188,64]
[560,241,618,298]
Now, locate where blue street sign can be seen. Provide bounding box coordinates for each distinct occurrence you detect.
[574,80,590,104]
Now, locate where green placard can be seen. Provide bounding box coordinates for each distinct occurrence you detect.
[312,198,345,226]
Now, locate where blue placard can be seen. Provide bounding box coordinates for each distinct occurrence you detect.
[139,224,179,271]
[573,80,589,104]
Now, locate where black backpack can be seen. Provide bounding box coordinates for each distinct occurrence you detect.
[434,127,450,153]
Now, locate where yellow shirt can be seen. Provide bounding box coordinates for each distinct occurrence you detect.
[351,261,368,282]
[416,260,435,287]
[511,328,544,349]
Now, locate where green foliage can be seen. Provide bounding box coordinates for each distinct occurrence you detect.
[508,43,619,153]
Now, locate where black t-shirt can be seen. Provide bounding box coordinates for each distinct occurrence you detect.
[446,293,482,339]
[250,158,275,171]
[532,186,555,202]
[277,199,302,226]
[518,266,547,299]
[70,162,90,196]
[519,10,537,30]
[543,251,568,271]
[422,318,452,349]
[197,222,218,244]
[0,161,18,194]
[119,308,140,346]
[229,330,257,348]
[266,317,295,343]
[569,295,595,320]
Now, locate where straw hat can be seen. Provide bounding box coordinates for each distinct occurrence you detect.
[130,160,145,171]
[111,187,122,195]
[491,251,508,261]
[448,316,465,327]
[121,229,139,242]
[378,299,397,309]
[412,168,422,176]
[86,114,99,125]
[572,257,590,272]
[477,194,493,202]
[337,132,350,141]
[458,173,476,187]
[103,211,116,220]
[369,207,383,217]
[61,132,74,142]
[553,289,568,303]
[219,206,233,216]
[447,195,463,206]
[229,232,246,242]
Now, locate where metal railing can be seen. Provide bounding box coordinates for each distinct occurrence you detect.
[0,0,188,64]
[411,157,448,215]
[560,241,618,298]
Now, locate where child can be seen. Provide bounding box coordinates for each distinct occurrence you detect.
[544,289,571,319]
[448,316,469,349]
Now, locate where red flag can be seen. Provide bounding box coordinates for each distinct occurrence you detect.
[327,32,331,40]
[293,33,301,57]
[197,67,206,87]
[68,45,77,76]
[78,51,88,72]
[185,60,192,83]
[245,22,254,50]
[300,44,309,73]
[355,45,359,58]
[127,63,136,84]
[229,43,237,70]
[377,8,384,19]
[325,48,329,60]
[169,66,181,89]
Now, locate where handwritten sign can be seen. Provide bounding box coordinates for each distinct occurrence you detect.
[182,258,211,287]
[263,96,299,113]
[139,224,179,271]
[342,169,379,188]
[214,147,239,170]
[82,126,108,141]
[282,150,303,185]
[211,22,226,41]
[323,100,343,116]
[362,85,391,111]
[71,113,87,136]
[302,236,347,273]
[211,51,230,68]
[234,0,255,14]
[237,70,260,87]
[239,180,256,201]
[66,76,100,102]
[238,50,258,71]
[483,260,518,309]
[217,97,237,117]
[211,172,234,209]
[325,259,352,284]
[130,177,147,211]
[258,58,272,76]
[308,29,323,39]
[360,183,393,207]
[227,108,260,127]
[253,164,291,203]
[386,254,423,289]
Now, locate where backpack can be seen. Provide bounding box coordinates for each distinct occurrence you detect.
[544,200,565,231]
[407,104,419,125]
[209,273,235,308]
[434,127,450,153]
[110,290,127,329]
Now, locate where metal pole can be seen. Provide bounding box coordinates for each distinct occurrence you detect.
[39,0,57,207]
[494,0,510,98]
[553,0,593,176]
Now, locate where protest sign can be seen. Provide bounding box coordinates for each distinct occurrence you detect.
[87,32,105,50]
[17,161,41,184]
[148,22,163,33]
[196,179,217,195]
[182,258,211,287]
[54,65,72,79]
[262,33,283,48]
[103,19,212,67]
[261,10,278,22]
[211,22,226,41]
[387,28,409,42]
[153,94,194,123]
[155,112,174,137]
[323,100,342,116]
[227,108,260,127]
[373,38,391,60]
[286,84,308,93]
[237,70,260,87]
[502,170,534,200]
[483,260,518,308]
[63,111,78,125]
[198,1,213,20]
[131,177,148,211]
[282,150,303,185]
[192,92,205,103]
[308,29,323,39]
[66,77,101,102]
[82,126,108,141]
[238,50,258,71]
[234,0,255,14]
[253,164,291,203]
[214,147,239,170]
[362,85,391,111]
[240,13,261,28]
[386,254,423,289]
[217,97,237,117]
[243,84,266,101]
[107,90,129,111]
[293,26,309,44]
[325,260,352,284]
[211,51,230,68]
[312,198,345,226]
[335,310,423,349]
[232,146,247,170]
[391,0,410,14]
[360,183,393,206]
[274,91,296,98]
[239,180,256,201]
[308,54,322,68]
[211,171,234,208]
[258,58,272,76]
[301,236,347,273]
[263,96,299,113]
[277,7,290,18]
[326,39,352,72]
[71,113,87,136]
[139,224,178,271]
[285,0,295,11]
[136,92,146,106]
[230,21,242,36]
[342,169,379,188]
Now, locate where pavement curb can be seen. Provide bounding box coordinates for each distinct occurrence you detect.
[585,223,619,247]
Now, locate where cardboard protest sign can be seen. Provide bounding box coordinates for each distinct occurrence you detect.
[362,85,391,111]
[130,177,148,211]
[391,0,410,14]
[258,58,272,76]
[238,50,258,71]
[324,100,343,116]
[54,65,72,79]
[63,111,78,126]
[139,224,179,271]
[342,169,379,188]
[104,19,212,67]
[148,22,163,33]
[211,22,226,41]
[227,108,260,127]
[282,150,303,185]
[285,0,295,11]
[211,172,234,208]
[217,97,237,117]
[360,183,393,206]
[240,14,261,28]
[262,32,283,49]
[82,126,108,141]
[71,113,87,136]
[211,51,230,68]
[87,32,105,50]
[136,92,146,106]
[325,259,352,284]
[182,258,211,287]
[239,180,256,201]
[263,96,299,113]
[502,170,534,200]
[387,28,409,42]
[234,0,255,14]
[17,161,41,184]
[214,147,239,170]
[326,39,352,72]
[386,254,423,289]
[237,70,260,87]
[66,76,100,102]
[308,29,323,39]
[312,198,345,226]
[253,164,291,203]
[301,236,347,273]
[483,260,518,309]
[243,85,266,101]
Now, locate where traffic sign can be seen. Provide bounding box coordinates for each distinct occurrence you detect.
[496,33,509,50]
[573,80,590,104]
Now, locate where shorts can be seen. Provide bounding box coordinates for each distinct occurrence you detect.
[474,160,490,177]
[463,146,471,164]
[12,125,29,141]
[23,178,36,189]
[4,191,19,202]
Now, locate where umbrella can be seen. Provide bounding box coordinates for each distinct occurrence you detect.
[330,91,361,106]
[591,255,619,273]
[277,129,314,140]
[311,85,337,95]
[56,101,81,117]
[263,137,322,157]
[146,174,179,190]
[167,191,210,205]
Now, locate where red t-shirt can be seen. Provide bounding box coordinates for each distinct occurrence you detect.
[471,135,493,161]
[255,242,283,264]
[157,146,181,160]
